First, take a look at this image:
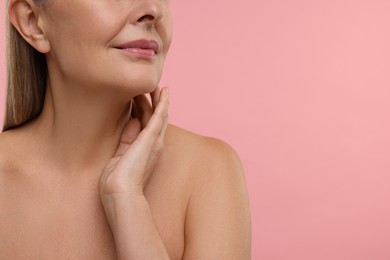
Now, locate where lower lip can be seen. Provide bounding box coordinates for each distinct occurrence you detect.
[117,48,156,58]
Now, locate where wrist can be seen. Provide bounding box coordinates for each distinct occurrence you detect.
[100,193,169,259]
[100,193,149,227]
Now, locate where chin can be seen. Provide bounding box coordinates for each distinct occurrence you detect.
[107,76,161,98]
[130,73,161,93]
[132,82,159,96]
[89,64,163,99]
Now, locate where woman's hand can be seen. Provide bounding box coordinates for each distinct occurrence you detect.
[97,87,171,260]
[99,87,169,199]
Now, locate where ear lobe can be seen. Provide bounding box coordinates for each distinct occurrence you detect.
[8,0,51,53]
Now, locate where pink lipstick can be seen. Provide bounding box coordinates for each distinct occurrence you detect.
[115,39,159,58]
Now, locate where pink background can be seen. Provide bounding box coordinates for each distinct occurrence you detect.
[2,1,390,259]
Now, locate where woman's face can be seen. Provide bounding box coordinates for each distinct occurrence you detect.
[39,0,173,96]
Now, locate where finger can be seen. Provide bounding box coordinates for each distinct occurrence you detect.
[143,113,169,185]
[136,88,169,148]
[155,88,169,138]
[120,88,169,164]
[150,87,161,110]
[114,118,141,157]
[159,110,169,142]
[133,94,153,128]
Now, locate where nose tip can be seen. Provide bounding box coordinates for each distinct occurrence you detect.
[137,0,163,26]
[137,14,159,24]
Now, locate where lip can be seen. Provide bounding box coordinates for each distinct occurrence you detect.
[114,39,160,55]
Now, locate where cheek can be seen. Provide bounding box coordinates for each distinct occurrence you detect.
[44,2,125,48]
[44,9,124,75]
[160,16,174,54]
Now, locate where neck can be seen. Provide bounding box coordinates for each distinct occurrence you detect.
[30,80,133,176]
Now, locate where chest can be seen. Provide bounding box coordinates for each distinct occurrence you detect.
[0,175,186,260]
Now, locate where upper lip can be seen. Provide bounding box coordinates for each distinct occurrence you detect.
[114,39,160,54]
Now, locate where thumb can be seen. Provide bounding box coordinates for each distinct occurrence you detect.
[114,118,141,157]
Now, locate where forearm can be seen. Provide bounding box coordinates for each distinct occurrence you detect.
[101,195,170,260]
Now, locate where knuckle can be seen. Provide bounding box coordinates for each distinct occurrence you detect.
[155,139,164,152]
[158,111,165,122]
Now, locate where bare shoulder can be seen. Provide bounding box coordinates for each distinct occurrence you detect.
[0,130,22,194]
[165,125,251,259]
[164,124,247,195]
[0,128,30,184]
[165,124,244,175]
[0,131,18,175]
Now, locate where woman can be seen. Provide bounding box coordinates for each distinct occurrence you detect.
[0,0,251,259]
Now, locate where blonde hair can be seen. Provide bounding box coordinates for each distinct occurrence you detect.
[2,0,48,132]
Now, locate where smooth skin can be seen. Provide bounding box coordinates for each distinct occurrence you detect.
[0,0,251,259]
